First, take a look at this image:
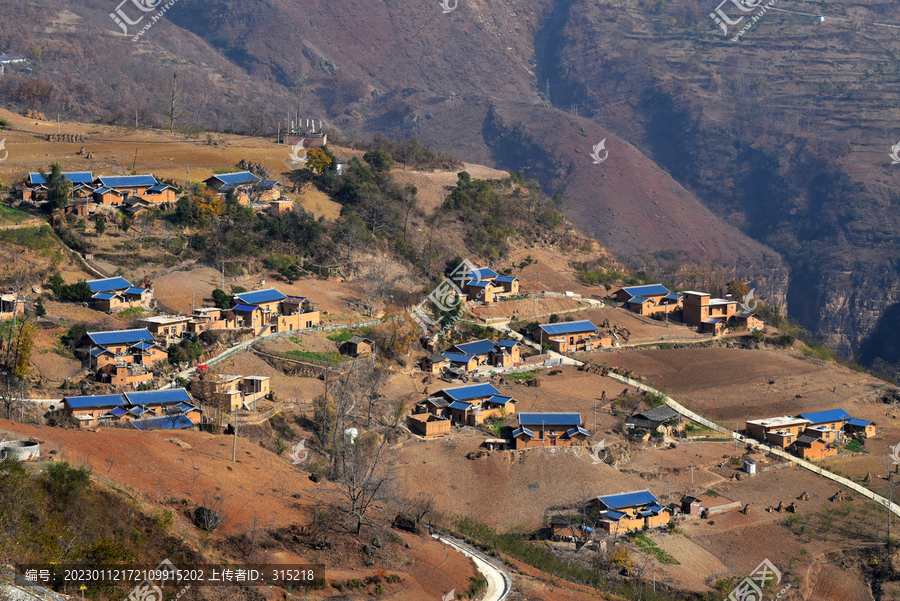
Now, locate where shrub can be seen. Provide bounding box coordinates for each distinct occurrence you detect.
[750,329,765,342]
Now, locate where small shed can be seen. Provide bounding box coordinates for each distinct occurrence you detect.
[422,354,449,374]
[345,336,374,357]
[681,495,702,517]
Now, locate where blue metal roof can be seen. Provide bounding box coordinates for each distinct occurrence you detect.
[566,426,590,437]
[128,406,153,416]
[259,180,278,188]
[538,321,597,336]
[29,171,93,185]
[92,187,120,195]
[848,419,871,427]
[605,510,626,520]
[442,353,474,363]
[131,415,194,430]
[87,277,133,293]
[518,412,582,427]
[147,184,173,192]
[106,407,128,417]
[232,304,259,312]
[620,284,670,298]
[125,287,147,295]
[124,388,191,405]
[95,175,158,188]
[174,402,199,413]
[64,394,127,409]
[448,401,474,411]
[453,339,497,355]
[493,276,517,283]
[498,340,519,348]
[91,292,117,301]
[234,288,286,305]
[131,341,155,351]
[441,383,501,401]
[663,293,683,300]
[469,268,498,280]
[512,426,534,438]
[627,296,652,305]
[468,281,490,288]
[90,348,110,357]
[485,395,515,406]
[798,409,853,424]
[596,489,659,510]
[87,328,154,346]
[207,171,261,186]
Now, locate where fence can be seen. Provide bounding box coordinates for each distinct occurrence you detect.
[607,372,900,518]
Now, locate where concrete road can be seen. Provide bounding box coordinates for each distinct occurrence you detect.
[437,535,510,601]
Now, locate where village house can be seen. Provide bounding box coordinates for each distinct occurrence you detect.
[421,354,449,374]
[846,418,876,439]
[191,372,272,411]
[512,412,589,449]
[415,383,517,426]
[86,277,152,312]
[61,388,200,428]
[0,293,25,318]
[21,171,93,201]
[137,315,193,344]
[90,187,125,206]
[745,416,811,448]
[625,406,682,437]
[447,339,522,368]
[789,434,838,461]
[94,175,159,199]
[591,489,670,534]
[97,362,153,389]
[681,291,738,334]
[533,320,602,353]
[85,328,167,371]
[441,352,479,372]
[798,409,853,444]
[461,267,522,304]
[137,183,178,204]
[186,307,237,334]
[681,495,703,517]
[615,284,682,317]
[228,289,320,335]
[204,172,282,202]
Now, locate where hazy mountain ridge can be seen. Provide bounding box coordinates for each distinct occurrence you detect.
[5,0,900,363]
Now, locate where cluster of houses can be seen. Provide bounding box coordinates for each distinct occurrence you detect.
[19,169,287,216]
[745,409,875,460]
[60,388,202,429]
[410,382,590,449]
[461,268,521,304]
[79,282,319,387]
[614,284,763,334]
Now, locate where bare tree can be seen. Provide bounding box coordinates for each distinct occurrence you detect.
[194,490,227,533]
[551,486,602,551]
[334,430,397,536]
[354,256,398,317]
[167,71,182,134]
[237,515,262,558]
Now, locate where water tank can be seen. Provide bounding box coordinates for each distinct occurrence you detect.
[744,460,756,474]
[0,440,40,461]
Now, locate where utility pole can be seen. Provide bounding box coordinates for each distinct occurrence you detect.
[232,392,243,462]
[593,401,597,434]
[132,148,138,171]
[221,259,225,290]
[185,165,190,193]
[690,461,695,491]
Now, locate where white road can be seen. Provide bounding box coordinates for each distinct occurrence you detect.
[437,535,511,601]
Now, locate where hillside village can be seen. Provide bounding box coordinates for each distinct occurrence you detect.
[0,125,899,601]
